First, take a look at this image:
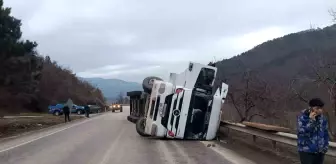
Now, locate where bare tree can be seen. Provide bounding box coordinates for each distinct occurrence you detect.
[329,9,336,22]
[227,70,275,122]
[289,77,312,103]
[309,57,336,116]
[116,92,124,104]
[295,56,336,140]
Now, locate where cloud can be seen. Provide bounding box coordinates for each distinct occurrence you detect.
[4,0,336,82]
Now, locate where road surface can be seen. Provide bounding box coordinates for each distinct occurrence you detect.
[0,106,255,164]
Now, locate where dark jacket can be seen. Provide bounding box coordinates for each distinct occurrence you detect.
[297,109,329,153]
[63,106,70,114]
[84,105,90,112]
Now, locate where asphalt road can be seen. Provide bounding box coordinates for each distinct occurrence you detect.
[0,106,255,164]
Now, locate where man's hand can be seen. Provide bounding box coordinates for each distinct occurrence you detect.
[309,112,317,120]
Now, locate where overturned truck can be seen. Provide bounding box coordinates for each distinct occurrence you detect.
[127,62,228,140]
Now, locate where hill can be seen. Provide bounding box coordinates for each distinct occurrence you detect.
[81,78,142,100]
[214,25,336,82]
[213,24,336,136]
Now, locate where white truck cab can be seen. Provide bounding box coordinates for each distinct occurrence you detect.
[136,62,228,140]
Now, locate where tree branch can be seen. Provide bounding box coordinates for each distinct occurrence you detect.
[247,113,266,121]
[228,92,244,120]
[289,78,309,103]
[329,9,336,22]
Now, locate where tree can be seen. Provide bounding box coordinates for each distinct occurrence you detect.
[290,55,336,141]
[289,77,312,103]
[227,70,275,122]
[330,9,336,22]
[116,92,124,104]
[0,0,43,111]
[307,56,336,116]
[0,1,107,114]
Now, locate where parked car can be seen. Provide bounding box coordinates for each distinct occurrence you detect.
[88,105,101,113]
[70,105,85,115]
[48,104,64,116]
[48,104,85,116]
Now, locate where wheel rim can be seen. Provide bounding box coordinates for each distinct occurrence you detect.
[77,111,81,115]
[55,112,59,116]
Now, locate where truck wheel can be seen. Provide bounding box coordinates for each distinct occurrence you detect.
[77,110,82,115]
[120,108,123,112]
[142,76,163,94]
[112,110,115,112]
[136,117,150,137]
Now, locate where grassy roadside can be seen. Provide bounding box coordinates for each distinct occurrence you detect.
[0,113,85,139]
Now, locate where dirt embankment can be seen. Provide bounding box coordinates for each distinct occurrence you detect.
[0,113,84,139]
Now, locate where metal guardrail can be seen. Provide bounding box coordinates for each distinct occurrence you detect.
[220,121,336,157]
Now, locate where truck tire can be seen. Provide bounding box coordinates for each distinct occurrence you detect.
[136,117,150,137]
[120,108,123,112]
[142,76,163,94]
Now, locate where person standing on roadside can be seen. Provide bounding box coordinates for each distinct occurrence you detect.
[63,105,71,122]
[84,104,90,118]
[297,98,329,164]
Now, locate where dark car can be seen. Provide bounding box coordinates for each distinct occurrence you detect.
[70,105,85,115]
[87,105,101,113]
[48,104,64,116]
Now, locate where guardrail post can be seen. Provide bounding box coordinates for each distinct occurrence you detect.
[253,135,257,142]
[272,140,276,149]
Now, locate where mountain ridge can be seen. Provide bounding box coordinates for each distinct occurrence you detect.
[80,77,142,100]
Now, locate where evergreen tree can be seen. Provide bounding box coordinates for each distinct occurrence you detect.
[0,0,43,110]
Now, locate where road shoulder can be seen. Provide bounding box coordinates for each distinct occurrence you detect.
[0,113,107,153]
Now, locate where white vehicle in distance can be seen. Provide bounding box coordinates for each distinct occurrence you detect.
[135,62,228,140]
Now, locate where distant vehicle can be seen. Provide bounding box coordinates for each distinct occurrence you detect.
[127,62,228,140]
[111,104,123,112]
[48,104,64,116]
[87,104,102,113]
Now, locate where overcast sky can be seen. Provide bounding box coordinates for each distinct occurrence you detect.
[4,0,336,82]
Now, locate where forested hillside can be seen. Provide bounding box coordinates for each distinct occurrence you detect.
[0,0,105,116]
[213,23,336,138]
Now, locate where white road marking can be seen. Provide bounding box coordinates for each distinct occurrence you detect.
[200,141,256,164]
[0,114,107,153]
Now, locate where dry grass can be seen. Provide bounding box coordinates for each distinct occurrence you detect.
[0,114,84,138]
